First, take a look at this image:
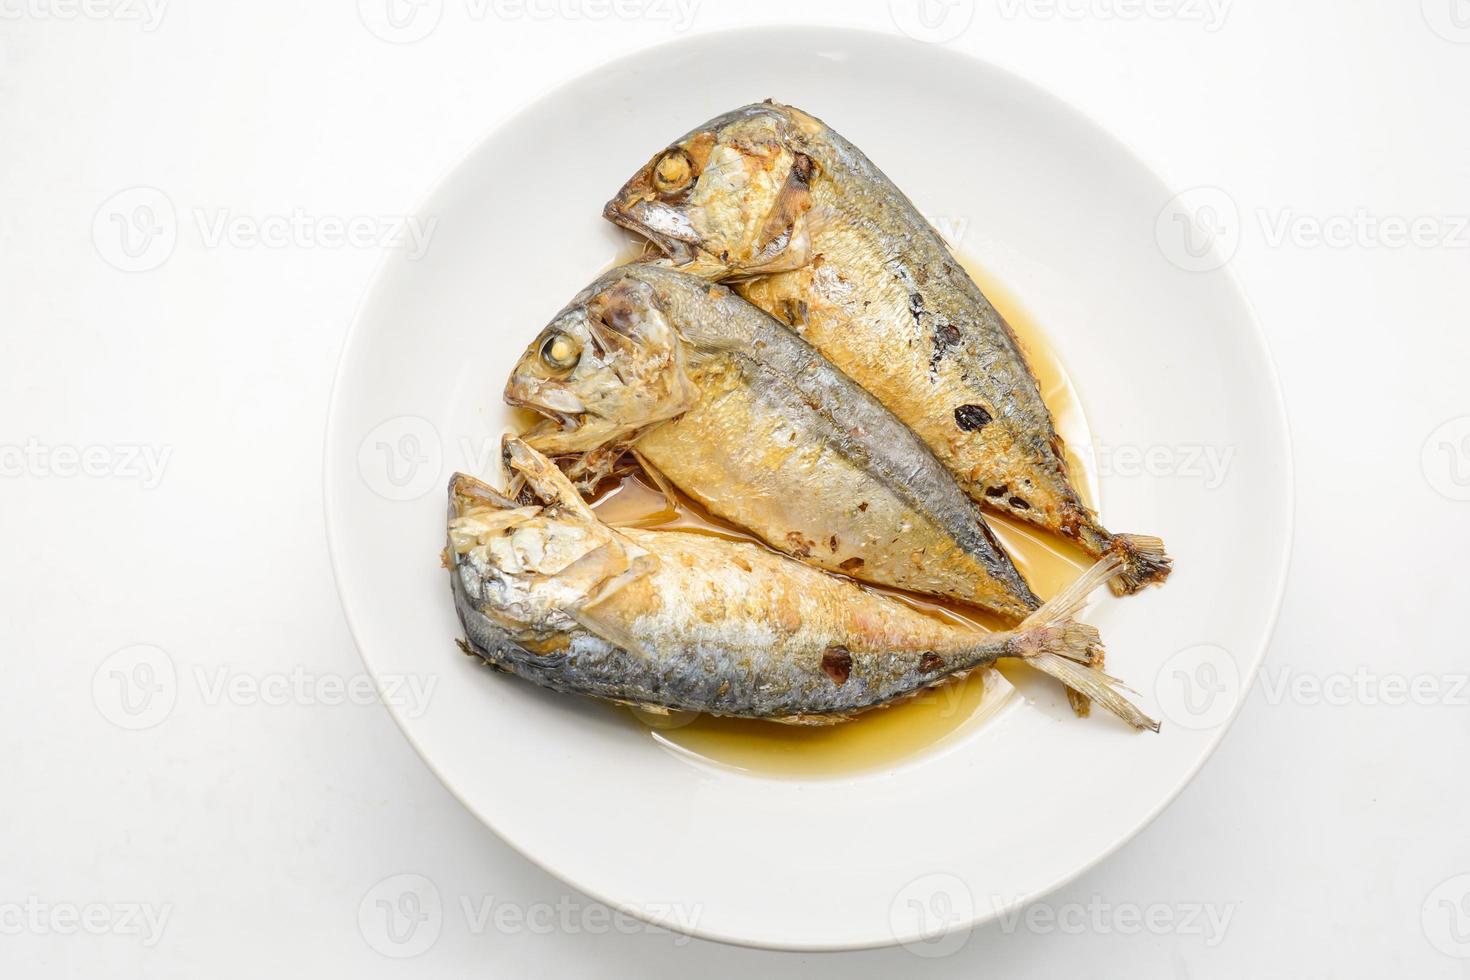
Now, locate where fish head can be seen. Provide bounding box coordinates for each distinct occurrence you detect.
[604,102,819,278]
[448,439,656,647]
[504,271,698,455]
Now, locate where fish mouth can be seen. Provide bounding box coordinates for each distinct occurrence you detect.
[602,198,699,266]
[511,407,613,457]
[503,378,589,449]
[516,410,583,446]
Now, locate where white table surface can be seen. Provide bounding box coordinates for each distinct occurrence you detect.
[3,1,1467,975]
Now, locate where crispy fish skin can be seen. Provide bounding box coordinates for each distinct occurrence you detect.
[448,439,1157,729]
[505,263,1042,621]
[603,102,1171,595]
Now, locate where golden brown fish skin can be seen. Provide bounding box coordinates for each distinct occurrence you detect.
[448,440,1158,729]
[504,263,1042,620]
[634,353,1039,618]
[604,102,1171,594]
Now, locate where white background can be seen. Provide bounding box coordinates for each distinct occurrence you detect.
[2,0,1467,976]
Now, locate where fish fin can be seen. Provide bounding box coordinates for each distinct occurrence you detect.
[1029,556,1109,717]
[577,551,660,610]
[502,436,598,520]
[1026,650,1158,732]
[564,549,663,660]
[448,472,519,512]
[1066,648,1099,718]
[626,449,681,523]
[621,700,670,715]
[767,712,852,727]
[458,638,510,673]
[1019,554,1124,630]
[584,314,635,363]
[1008,556,1159,731]
[569,598,655,665]
[755,156,814,251]
[1106,533,1173,596]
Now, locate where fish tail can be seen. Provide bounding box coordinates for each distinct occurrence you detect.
[1105,533,1173,596]
[1003,555,1160,732]
[1025,650,1159,732]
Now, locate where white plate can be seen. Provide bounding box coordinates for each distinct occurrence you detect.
[324,27,1291,952]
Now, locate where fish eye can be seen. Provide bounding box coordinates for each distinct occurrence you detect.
[652,149,693,196]
[539,332,582,371]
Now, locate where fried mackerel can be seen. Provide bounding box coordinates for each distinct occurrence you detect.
[603,101,1171,595]
[505,262,1042,621]
[448,439,1158,730]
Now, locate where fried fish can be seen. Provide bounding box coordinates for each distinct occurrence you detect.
[448,439,1157,730]
[505,262,1042,620]
[604,101,1171,595]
